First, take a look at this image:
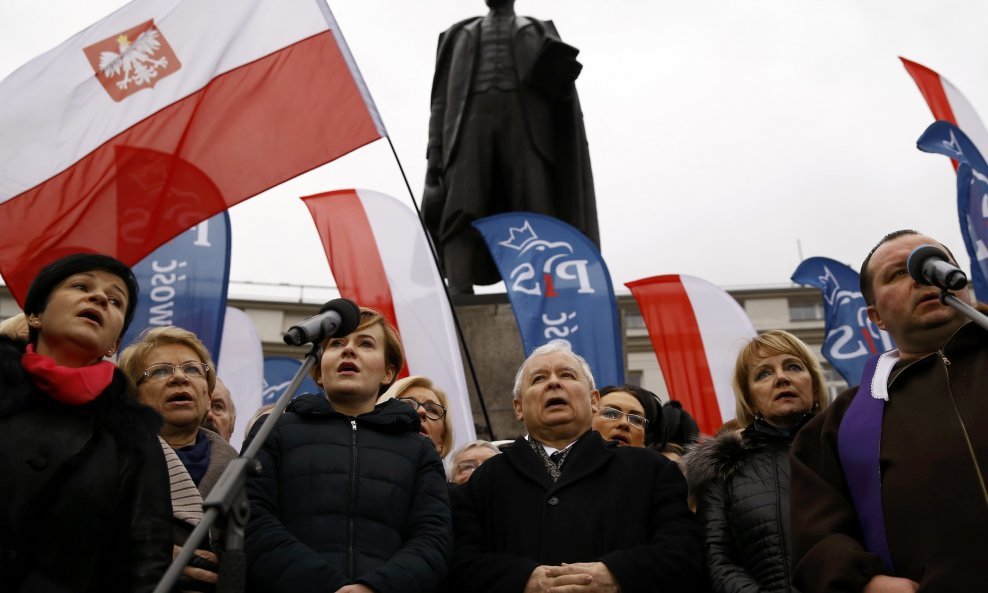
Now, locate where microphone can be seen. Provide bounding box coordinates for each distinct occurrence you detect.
[906,244,968,291]
[283,298,361,346]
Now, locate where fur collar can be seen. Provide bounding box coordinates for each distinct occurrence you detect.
[0,335,162,448]
[683,429,750,497]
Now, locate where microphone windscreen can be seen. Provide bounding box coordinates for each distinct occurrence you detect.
[906,244,946,284]
[321,298,361,336]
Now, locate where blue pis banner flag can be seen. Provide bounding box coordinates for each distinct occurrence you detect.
[120,212,231,358]
[791,257,894,386]
[263,356,322,405]
[916,120,988,301]
[473,212,624,387]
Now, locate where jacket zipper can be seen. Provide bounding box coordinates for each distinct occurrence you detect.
[348,419,358,580]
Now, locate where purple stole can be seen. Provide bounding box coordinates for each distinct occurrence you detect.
[837,351,898,574]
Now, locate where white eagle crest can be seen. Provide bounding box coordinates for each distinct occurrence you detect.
[98,28,170,90]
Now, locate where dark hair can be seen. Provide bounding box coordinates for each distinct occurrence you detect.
[599,384,664,447]
[859,230,961,306]
[859,230,920,306]
[660,400,700,448]
[23,253,139,344]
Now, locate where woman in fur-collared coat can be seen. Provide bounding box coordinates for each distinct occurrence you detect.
[685,331,828,593]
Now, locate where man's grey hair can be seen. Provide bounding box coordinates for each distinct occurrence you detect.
[512,341,596,399]
[446,439,501,481]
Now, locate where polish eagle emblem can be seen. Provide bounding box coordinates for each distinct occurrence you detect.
[84,20,181,102]
[98,28,169,90]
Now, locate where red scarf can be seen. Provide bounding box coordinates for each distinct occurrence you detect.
[21,344,115,406]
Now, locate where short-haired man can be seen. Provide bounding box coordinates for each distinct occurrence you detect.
[791,230,988,592]
[446,342,704,592]
[202,379,236,443]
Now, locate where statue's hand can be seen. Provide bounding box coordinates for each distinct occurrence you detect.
[421,168,445,234]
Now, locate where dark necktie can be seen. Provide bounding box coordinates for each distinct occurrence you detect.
[549,450,565,465]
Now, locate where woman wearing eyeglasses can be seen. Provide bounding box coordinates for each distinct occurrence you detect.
[119,326,238,593]
[0,253,171,592]
[244,307,451,593]
[592,385,661,448]
[685,330,828,593]
[380,375,453,459]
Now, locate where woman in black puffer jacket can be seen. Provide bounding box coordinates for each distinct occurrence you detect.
[245,308,451,593]
[685,330,828,593]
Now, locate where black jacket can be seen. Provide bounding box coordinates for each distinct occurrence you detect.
[448,430,704,593]
[244,395,452,593]
[686,419,809,593]
[0,336,173,593]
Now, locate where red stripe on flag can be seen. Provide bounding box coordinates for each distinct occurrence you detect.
[900,57,958,125]
[627,275,723,435]
[0,30,381,303]
[302,189,407,379]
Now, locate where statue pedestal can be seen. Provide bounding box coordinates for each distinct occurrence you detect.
[452,293,528,442]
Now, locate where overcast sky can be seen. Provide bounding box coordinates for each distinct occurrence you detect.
[3,0,987,297]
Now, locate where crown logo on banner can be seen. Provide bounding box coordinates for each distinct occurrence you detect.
[499,220,539,251]
[84,20,181,102]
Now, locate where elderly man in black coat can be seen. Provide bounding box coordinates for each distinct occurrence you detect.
[447,342,704,592]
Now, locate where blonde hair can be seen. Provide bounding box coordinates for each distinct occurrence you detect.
[118,326,217,395]
[380,375,454,458]
[446,440,500,481]
[0,313,28,341]
[732,330,827,427]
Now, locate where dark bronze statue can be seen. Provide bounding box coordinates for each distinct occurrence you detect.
[422,0,599,294]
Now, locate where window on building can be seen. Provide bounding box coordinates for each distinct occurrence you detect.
[789,300,824,322]
[625,312,646,330]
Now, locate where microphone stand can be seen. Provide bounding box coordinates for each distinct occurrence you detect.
[940,291,988,332]
[153,343,322,593]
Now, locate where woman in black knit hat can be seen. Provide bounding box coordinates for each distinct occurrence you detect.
[0,253,172,593]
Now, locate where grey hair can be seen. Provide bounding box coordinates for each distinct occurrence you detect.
[446,439,501,481]
[512,341,596,399]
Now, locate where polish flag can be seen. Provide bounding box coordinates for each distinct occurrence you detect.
[901,57,988,167]
[0,0,384,303]
[626,274,757,435]
[302,189,477,453]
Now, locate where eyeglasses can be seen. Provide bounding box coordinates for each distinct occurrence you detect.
[599,406,649,430]
[141,361,210,383]
[454,460,481,475]
[396,397,447,420]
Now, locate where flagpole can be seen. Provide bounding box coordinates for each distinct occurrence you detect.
[385,137,497,441]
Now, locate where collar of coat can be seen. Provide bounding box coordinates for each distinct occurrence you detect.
[502,429,619,491]
[286,393,420,434]
[0,335,162,447]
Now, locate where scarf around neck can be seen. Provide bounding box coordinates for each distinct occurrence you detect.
[21,344,115,406]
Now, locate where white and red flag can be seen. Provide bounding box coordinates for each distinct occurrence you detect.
[302,189,477,453]
[626,274,757,435]
[901,57,988,166]
[0,0,384,302]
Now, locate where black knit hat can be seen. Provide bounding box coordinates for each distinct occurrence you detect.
[23,253,140,343]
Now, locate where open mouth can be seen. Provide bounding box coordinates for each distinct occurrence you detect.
[337,362,359,373]
[166,392,195,404]
[609,433,629,445]
[77,308,103,326]
[544,396,568,410]
[774,391,799,401]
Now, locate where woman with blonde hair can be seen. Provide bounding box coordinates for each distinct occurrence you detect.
[686,330,828,593]
[380,375,454,459]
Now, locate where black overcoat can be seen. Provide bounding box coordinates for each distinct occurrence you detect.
[447,430,704,593]
[0,336,173,593]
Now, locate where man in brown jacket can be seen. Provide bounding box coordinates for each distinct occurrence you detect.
[790,230,988,592]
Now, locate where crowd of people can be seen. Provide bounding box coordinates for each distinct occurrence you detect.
[0,228,984,593]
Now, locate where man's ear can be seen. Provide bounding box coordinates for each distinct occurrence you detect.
[512,397,524,422]
[866,305,886,331]
[590,389,600,414]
